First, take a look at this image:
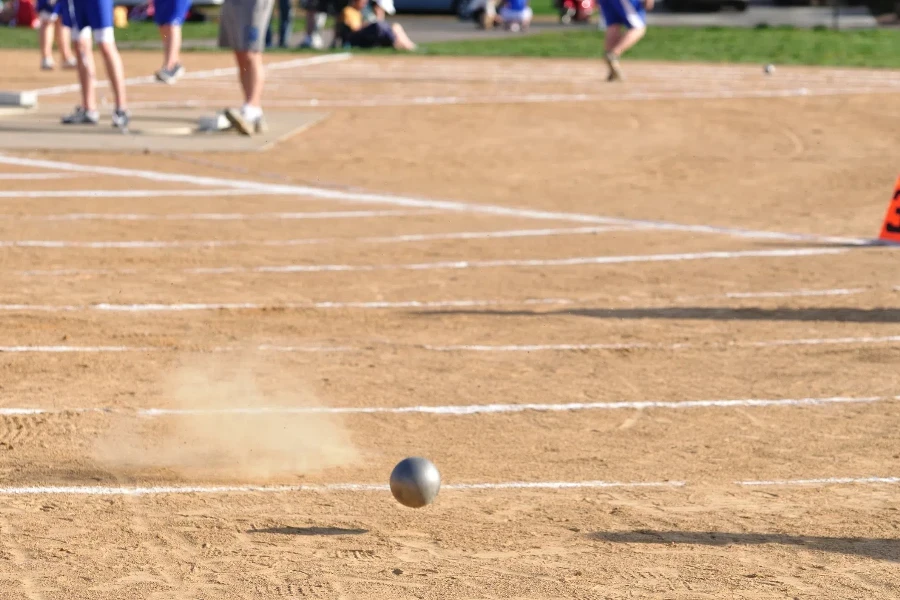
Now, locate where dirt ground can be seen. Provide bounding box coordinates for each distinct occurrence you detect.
[0,49,898,599]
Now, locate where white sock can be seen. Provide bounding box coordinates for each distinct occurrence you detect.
[241,104,263,121]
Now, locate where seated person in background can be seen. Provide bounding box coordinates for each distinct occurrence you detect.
[499,0,531,31]
[337,0,415,51]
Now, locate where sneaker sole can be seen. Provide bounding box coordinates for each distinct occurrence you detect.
[224,110,253,136]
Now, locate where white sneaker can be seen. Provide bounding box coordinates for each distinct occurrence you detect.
[40,58,54,71]
[61,106,99,125]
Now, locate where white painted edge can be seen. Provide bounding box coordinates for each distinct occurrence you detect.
[0,155,867,246]
[0,226,639,250]
[0,173,74,180]
[0,395,892,417]
[0,298,573,313]
[0,480,684,496]
[0,210,438,222]
[737,476,900,486]
[14,247,851,277]
[29,53,352,97]
[0,475,897,496]
[4,335,900,354]
[676,287,868,301]
[0,189,285,199]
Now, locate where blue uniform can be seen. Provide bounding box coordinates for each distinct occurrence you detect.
[37,0,61,19]
[59,0,115,38]
[598,0,645,28]
[154,0,193,26]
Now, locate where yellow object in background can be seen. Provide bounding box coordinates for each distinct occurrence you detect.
[114,6,128,27]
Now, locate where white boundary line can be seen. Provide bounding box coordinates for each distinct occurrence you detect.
[0,226,639,250]
[0,189,286,199]
[737,476,900,486]
[0,209,438,222]
[5,335,900,354]
[29,53,352,97]
[14,248,850,277]
[3,395,887,416]
[0,173,75,180]
[1,475,898,496]
[0,155,868,246]
[0,480,683,496]
[0,298,573,312]
[0,287,880,313]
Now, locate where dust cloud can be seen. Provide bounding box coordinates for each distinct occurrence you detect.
[94,353,359,481]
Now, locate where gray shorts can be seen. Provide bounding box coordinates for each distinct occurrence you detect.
[218,0,275,52]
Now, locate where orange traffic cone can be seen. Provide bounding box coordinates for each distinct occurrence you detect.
[878,175,900,244]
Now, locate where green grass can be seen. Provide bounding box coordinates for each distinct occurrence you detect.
[421,26,900,67]
[0,19,311,48]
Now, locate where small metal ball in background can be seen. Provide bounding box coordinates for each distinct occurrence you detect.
[389,457,441,508]
[764,64,775,75]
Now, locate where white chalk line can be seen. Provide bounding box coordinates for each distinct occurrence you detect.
[14,247,850,277]
[738,476,900,486]
[0,297,573,313]
[0,173,75,180]
[0,480,684,496]
[5,334,900,354]
[0,226,640,250]
[29,53,352,97]
[0,286,880,314]
[676,287,868,301]
[0,394,890,417]
[0,155,864,246]
[0,189,287,199]
[4,475,900,496]
[0,209,438,222]
[425,335,900,353]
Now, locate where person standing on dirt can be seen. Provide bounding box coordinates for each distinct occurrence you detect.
[153,0,193,83]
[58,0,130,128]
[598,0,652,81]
[37,0,77,70]
[218,0,275,134]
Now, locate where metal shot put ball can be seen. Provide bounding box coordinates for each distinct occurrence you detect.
[389,457,441,508]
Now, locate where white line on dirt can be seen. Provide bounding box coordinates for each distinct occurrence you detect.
[0,189,286,199]
[0,209,437,222]
[29,53,351,97]
[676,288,868,301]
[0,173,75,180]
[0,226,639,249]
[0,155,866,245]
[0,480,684,496]
[13,247,850,277]
[3,334,900,354]
[738,476,900,486]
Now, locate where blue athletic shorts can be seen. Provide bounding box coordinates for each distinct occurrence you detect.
[37,0,61,18]
[59,0,115,39]
[599,0,645,28]
[154,0,193,26]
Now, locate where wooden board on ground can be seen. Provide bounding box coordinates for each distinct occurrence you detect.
[0,106,328,152]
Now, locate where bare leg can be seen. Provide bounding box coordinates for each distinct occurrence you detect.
[611,25,645,57]
[97,40,128,109]
[57,23,75,63]
[39,19,54,63]
[159,24,182,69]
[234,50,263,106]
[390,23,416,51]
[604,23,624,53]
[72,36,96,110]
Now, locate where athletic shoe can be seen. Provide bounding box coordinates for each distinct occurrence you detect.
[40,58,54,71]
[62,58,77,69]
[155,63,185,85]
[112,108,131,130]
[61,106,99,125]
[605,51,624,82]
[224,107,265,136]
[255,114,268,134]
